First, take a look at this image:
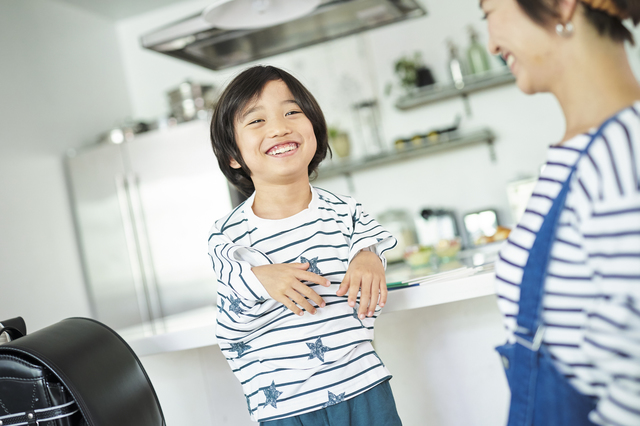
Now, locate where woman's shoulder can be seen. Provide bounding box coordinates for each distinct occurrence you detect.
[568,103,640,217]
[600,101,640,136]
[585,104,640,192]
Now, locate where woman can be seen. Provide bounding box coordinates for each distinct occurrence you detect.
[481,0,640,425]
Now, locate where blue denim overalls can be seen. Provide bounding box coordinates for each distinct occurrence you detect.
[496,116,619,425]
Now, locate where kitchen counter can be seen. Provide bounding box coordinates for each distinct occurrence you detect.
[120,263,497,357]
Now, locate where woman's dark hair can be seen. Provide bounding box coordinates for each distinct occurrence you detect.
[210,65,330,196]
[517,0,640,44]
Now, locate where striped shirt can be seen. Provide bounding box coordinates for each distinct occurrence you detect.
[495,102,640,426]
[208,186,397,422]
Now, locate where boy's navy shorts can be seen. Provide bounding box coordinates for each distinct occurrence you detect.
[260,379,402,426]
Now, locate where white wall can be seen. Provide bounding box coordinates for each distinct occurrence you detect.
[0,0,132,331]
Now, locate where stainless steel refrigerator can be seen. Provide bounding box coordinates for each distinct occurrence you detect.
[66,120,233,331]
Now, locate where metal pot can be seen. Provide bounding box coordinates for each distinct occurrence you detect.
[167,81,218,122]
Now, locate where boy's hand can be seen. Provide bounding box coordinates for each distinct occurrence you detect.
[252,263,331,316]
[336,251,386,320]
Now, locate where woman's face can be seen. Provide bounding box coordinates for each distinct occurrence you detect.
[482,0,559,94]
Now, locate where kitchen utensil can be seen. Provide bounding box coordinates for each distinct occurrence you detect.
[167,81,217,122]
[352,99,385,157]
[463,209,500,246]
[416,208,460,246]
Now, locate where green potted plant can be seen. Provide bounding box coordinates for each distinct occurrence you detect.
[393,52,435,91]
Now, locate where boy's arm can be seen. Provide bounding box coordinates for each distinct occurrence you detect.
[337,201,398,319]
[338,249,386,319]
[208,230,272,302]
[252,264,330,316]
[209,230,330,320]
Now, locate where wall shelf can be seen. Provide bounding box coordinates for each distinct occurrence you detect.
[317,128,496,179]
[395,69,515,111]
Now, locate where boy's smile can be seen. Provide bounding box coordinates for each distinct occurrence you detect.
[230,79,317,190]
[266,142,299,156]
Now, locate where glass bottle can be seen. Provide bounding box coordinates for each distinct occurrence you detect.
[447,39,467,89]
[466,25,491,75]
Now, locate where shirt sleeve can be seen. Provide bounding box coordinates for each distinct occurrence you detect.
[582,193,640,426]
[347,201,397,269]
[208,226,277,325]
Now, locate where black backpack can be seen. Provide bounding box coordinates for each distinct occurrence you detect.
[0,317,165,426]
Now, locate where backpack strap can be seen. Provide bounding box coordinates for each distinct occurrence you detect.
[0,401,78,426]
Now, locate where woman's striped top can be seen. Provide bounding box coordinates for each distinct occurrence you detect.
[208,186,397,422]
[495,102,640,426]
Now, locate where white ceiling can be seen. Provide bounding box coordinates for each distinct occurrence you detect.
[55,0,195,20]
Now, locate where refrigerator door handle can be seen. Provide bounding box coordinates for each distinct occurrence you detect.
[125,172,165,327]
[115,173,155,333]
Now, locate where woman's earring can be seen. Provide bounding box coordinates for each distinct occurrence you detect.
[555,21,574,37]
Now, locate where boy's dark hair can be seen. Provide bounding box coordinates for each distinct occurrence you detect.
[517,0,640,44]
[210,65,330,196]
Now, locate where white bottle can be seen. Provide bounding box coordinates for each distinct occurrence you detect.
[447,39,467,89]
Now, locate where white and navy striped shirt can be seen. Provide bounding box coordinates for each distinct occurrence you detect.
[208,186,397,422]
[496,102,640,426]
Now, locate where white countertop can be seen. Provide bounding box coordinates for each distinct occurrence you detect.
[121,264,497,357]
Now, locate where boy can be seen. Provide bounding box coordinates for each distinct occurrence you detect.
[208,65,401,425]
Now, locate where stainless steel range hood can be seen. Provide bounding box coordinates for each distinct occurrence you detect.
[141,0,426,71]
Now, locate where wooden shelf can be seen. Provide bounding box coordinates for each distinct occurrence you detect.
[395,69,515,110]
[317,128,496,179]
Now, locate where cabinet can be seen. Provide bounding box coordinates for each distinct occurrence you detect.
[66,120,232,331]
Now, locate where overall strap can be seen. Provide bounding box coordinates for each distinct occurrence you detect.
[514,115,618,348]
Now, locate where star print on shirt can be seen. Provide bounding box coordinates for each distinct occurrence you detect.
[230,342,251,357]
[300,256,322,275]
[323,390,345,408]
[307,337,330,362]
[262,381,283,409]
[229,294,244,315]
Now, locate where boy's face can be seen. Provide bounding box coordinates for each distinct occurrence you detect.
[231,79,317,189]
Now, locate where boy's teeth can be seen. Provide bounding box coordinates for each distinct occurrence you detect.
[268,143,297,155]
[506,55,515,68]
